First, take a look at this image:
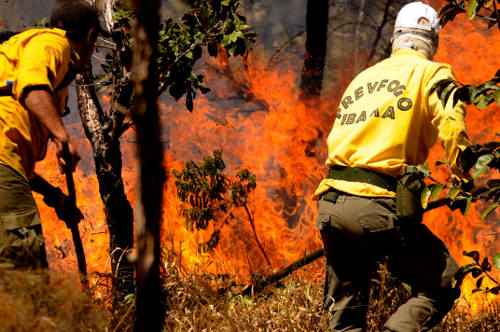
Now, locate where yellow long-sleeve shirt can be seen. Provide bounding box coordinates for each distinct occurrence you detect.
[0,28,72,179]
[315,49,470,198]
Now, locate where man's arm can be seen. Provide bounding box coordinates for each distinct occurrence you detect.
[13,33,80,171]
[23,89,80,172]
[24,89,68,143]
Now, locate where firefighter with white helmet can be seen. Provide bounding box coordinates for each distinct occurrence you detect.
[315,2,470,331]
[392,1,441,57]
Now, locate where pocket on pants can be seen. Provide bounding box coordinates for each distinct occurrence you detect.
[355,198,395,233]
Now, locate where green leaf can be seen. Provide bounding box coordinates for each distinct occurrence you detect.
[429,184,445,201]
[467,0,479,19]
[448,187,461,200]
[476,154,494,167]
[493,253,500,269]
[472,154,494,178]
[421,187,432,209]
[480,203,498,220]
[494,90,500,105]
[124,293,135,305]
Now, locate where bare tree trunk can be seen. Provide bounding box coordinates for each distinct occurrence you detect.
[299,0,330,99]
[130,0,165,331]
[77,0,135,310]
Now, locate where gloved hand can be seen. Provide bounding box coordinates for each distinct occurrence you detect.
[42,188,84,225]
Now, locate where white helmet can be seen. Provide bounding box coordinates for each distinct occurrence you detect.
[395,2,441,33]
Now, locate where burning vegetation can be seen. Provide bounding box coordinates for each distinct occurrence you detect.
[1,0,499,331]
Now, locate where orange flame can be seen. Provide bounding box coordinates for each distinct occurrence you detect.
[33,1,499,312]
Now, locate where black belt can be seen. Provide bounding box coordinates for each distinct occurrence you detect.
[327,165,397,192]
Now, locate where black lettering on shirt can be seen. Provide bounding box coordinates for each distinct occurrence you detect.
[354,86,364,100]
[370,109,380,118]
[393,84,406,97]
[397,97,413,111]
[342,96,354,110]
[367,81,379,94]
[382,106,395,119]
[345,113,356,125]
[387,80,400,94]
[356,111,367,123]
[341,113,347,125]
[377,79,389,92]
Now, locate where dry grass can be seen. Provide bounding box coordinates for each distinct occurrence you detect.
[0,263,499,332]
[162,261,500,332]
[0,268,110,332]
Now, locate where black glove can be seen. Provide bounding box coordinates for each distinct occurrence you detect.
[42,188,84,225]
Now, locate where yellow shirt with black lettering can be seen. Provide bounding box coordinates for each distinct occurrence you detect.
[0,28,72,179]
[315,49,470,198]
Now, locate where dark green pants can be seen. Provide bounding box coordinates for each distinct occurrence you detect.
[0,164,48,269]
[317,189,459,332]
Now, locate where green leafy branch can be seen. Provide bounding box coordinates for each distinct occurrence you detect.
[440,0,500,29]
[420,143,500,294]
[173,151,271,267]
[421,143,500,220]
[100,0,256,114]
[431,71,500,110]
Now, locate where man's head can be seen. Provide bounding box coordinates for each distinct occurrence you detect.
[50,0,102,68]
[392,2,441,59]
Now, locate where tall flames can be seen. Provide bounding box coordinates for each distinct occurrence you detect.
[33,2,498,313]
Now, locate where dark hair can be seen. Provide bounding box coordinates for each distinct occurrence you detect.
[49,0,102,41]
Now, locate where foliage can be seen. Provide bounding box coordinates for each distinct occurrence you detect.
[456,250,500,295]
[431,72,500,110]
[173,150,257,253]
[438,1,500,110]
[421,1,500,285]
[421,143,500,218]
[100,0,256,113]
[420,144,500,295]
[440,0,500,29]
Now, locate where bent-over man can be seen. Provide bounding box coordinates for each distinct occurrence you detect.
[0,1,101,268]
[315,2,471,331]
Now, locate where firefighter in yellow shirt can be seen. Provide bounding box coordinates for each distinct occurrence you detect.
[0,1,101,268]
[316,2,470,331]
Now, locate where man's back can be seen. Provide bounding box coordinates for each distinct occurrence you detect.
[316,49,469,198]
